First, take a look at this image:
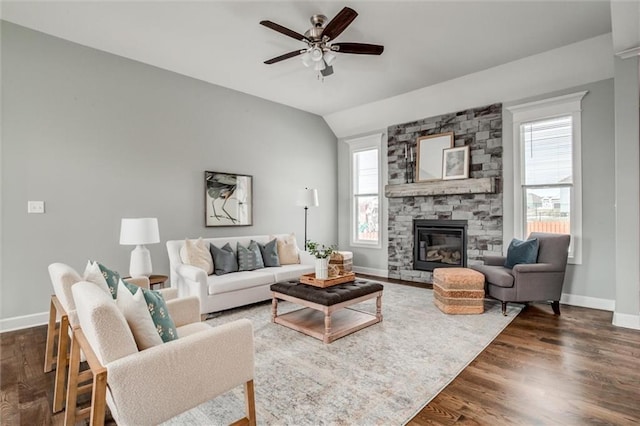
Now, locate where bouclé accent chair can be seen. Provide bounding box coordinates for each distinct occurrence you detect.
[44,263,177,413]
[67,281,256,426]
[471,232,571,316]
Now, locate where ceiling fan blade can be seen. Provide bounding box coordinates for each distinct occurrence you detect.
[333,42,384,55]
[264,50,304,65]
[260,20,310,42]
[322,7,358,41]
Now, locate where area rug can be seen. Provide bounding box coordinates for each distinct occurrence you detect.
[164,282,522,426]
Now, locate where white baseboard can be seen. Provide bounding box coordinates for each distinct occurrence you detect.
[0,311,49,333]
[560,293,615,311]
[612,312,640,330]
[353,266,388,278]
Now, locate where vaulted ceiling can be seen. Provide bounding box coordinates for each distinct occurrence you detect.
[1,1,621,116]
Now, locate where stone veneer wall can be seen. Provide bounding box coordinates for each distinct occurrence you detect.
[387,103,503,282]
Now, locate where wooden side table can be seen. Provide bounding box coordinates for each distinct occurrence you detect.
[148,274,168,290]
[124,274,168,290]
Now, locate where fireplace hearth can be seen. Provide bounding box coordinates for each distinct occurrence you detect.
[414,219,468,272]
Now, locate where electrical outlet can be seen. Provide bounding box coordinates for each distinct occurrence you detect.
[28,201,45,214]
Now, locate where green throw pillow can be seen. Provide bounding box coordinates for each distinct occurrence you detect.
[237,240,265,271]
[122,280,178,343]
[259,238,280,267]
[97,262,121,299]
[504,238,539,269]
[210,243,239,275]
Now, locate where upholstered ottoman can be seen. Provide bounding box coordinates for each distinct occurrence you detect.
[271,279,383,343]
[433,268,485,314]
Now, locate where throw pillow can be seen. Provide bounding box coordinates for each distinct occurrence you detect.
[179,237,214,275]
[82,260,112,296]
[504,238,540,269]
[97,262,121,298]
[116,280,163,350]
[210,243,239,275]
[275,233,300,265]
[259,238,280,267]
[237,240,265,271]
[121,279,178,344]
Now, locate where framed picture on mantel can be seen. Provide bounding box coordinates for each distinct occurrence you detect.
[416,132,454,181]
[205,171,253,227]
[442,145,470,180]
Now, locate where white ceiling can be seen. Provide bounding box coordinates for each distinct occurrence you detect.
[1,1,614,116]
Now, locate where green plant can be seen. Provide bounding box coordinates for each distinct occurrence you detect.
[306,241,337,259]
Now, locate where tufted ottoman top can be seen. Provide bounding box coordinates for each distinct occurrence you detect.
[271,279,384,306]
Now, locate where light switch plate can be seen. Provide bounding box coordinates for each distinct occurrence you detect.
[28,201,45,214]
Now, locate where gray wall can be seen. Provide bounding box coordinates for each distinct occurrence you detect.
[1,22,337,320]
[502,78,616,300]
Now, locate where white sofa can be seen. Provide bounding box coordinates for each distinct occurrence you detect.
[166,234,315,315]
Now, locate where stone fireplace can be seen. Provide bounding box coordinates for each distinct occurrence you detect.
[386,103,503,283]
[414,219,467,271]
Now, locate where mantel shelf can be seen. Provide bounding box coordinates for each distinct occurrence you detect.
[384,177,495,198]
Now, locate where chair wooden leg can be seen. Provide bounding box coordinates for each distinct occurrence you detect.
[53,314,70,413]
[44,297,58,373]
[90,370,107,426]
[551,301,561,315]
[245,380,256,426]
[501,302,507,316]
[64,328,81,426]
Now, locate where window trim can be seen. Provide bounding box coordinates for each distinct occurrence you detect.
[346,133,383,248]
[507,91,587,264]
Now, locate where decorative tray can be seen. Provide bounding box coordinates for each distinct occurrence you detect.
[299,272,356,288]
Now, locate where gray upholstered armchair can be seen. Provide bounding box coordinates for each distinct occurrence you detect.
[471,232,571,315]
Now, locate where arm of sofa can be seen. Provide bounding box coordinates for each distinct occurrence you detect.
[175,264,209,313]
[166,296,201,327]
[105,319,254,426]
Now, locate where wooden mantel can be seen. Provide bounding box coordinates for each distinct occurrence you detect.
[385,177,495,198]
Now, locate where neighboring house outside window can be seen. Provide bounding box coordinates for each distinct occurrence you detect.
[508,91,586,264]
[346,134,383,248]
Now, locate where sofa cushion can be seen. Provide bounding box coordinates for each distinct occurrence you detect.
[210,243,239,275]
[259,238,280,267]
[237,240,265,271]
[504,238,539,269]
[180,238,214,275]
[271,264,315,282]
[207,270,275,295]
[176,322,211,338]
[470,264,515,288]
[275,233,300,265]
[121,280,178,344]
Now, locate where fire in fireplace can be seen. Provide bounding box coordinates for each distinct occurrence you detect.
[414,219,468,271]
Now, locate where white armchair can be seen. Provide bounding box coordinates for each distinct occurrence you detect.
[67,281,256,426]
[44,262,178,413]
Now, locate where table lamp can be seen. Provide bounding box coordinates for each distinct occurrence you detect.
[119,217,160,277]
[295,188,319,250]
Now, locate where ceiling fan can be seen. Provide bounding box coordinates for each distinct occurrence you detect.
[260,6,384,77]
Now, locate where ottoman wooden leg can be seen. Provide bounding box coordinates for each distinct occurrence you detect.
[271,297,278,322]
[376,294,383,321]
[324,312,331,344]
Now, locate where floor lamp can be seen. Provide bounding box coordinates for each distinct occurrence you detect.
[296,188,319,250]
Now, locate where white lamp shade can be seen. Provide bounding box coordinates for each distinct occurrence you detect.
[296,188,319,208]
[119,218,160,245]
[324,51,337,66]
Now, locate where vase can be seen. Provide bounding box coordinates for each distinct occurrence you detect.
[315,258,329,279]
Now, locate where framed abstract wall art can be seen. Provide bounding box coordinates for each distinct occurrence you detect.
[205,171,253,227]
[442,145,470,180]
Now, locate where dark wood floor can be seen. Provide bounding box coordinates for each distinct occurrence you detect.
[2,283,639,425]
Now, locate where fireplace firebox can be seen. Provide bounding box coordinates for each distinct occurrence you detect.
[414,220,467,271]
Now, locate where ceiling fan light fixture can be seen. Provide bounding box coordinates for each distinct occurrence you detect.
[323,51,337,66]
[310,46,324,62]
[314,60,326,71]
[301,51,312,67]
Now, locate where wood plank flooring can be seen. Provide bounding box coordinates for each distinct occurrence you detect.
[2,281,639,425]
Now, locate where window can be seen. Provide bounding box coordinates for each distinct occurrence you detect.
[508,91,586,263]
[347,134,382,247]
